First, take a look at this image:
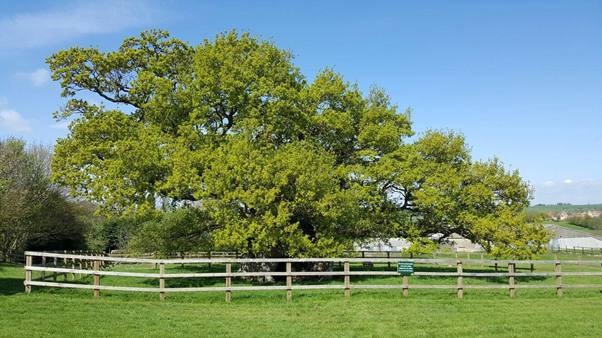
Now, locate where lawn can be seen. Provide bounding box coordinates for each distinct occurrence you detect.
[2,258,602,337]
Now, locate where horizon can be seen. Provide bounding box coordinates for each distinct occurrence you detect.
[1,0,600,205]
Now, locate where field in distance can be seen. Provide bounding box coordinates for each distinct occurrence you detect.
[528,204,602,213]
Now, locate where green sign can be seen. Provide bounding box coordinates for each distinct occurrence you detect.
[397,261,414,274]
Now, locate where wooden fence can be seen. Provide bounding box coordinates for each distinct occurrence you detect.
[23,251,602,302]
[549,246,602,255]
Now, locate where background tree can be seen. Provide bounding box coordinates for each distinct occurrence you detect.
[47,30,550,258]
[0,138,90,257]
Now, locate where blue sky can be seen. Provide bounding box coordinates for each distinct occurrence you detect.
[0,0,600,204]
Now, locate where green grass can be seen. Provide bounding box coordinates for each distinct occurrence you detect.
[2,258,602,337]
[545,220,602,236]
[528,204,602,213]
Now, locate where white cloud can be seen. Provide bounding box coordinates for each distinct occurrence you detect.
[14,69,51,86]
[533,179,602,205]
[0,0,162,50]
[49,121,70,130]
[563,179,573,184]
[0,96,7,108]
[0,108,33,133]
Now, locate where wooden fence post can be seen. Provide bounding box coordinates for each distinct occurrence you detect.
[78,252,82,279]
[555,261,562,297]
[208,251,211,268]
[25,254,32,294]
[152,252,157,270]
[508,263,515,298]
[159,263,165,301]
[457,261,463,299]
[578,255,582,277]
[93,261,100,297]
[481,254,484,270]
[344,261,350,297]
[402,275,408,297]
[387,252,391,268]
[286,262,292,301]
[63,250,68,281]
[226,263,232,303]
[53,257,57,282]
[41,256,46,281]
[71,257,76,280]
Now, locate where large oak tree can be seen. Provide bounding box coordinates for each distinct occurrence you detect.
[48,30,550,258]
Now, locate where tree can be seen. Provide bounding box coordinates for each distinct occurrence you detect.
[47,30,550,258]
[0,138,89,256]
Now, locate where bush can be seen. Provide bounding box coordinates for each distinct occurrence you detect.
[566,216,602,231]
[86,217,140,252]
[128,208,214,256]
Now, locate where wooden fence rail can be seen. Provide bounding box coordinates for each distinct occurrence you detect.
[23,251,602,302]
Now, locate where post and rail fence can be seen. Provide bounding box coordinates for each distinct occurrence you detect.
[22,251,602,302]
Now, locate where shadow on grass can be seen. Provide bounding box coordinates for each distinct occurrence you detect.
[0,278,24,296]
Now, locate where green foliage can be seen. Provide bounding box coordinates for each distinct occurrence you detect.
[566,216,602,231]
[0,138,91,254]
[86,217,138,252]
[47,29,551,258]
[128,208,214,256]
[525,211,550,223]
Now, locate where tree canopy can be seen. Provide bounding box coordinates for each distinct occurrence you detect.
[47,29,550,258]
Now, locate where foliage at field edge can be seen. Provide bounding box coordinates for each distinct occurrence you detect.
[566,216,602,231]
[46,29,550,258]
[0,138,93,255]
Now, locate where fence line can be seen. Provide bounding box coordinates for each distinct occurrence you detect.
[549,246,602,255]
[23,251,602,302]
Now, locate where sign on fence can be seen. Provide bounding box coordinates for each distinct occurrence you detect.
[397,261,414,274]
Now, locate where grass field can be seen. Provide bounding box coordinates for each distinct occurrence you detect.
[2,254,602,337]
[528,204,602,213]
[544,220,602,236]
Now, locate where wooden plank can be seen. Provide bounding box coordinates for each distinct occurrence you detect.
[402,275,408,296]
[27,251,602,264]
[26,265,602,279]
[22,251,602,265]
